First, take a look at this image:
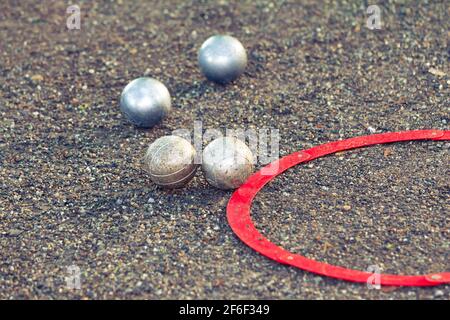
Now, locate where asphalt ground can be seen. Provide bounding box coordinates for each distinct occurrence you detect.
[0,0,448,299]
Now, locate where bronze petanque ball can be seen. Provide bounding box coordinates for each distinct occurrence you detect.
[144,136,198,188]
[202,137,254,190]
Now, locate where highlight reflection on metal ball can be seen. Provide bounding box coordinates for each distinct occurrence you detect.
[198,35,247,84]
[120,77,171,128]
[144,136,198,188]
[202,137,254,190]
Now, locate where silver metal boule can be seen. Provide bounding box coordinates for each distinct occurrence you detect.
[144,136,198,188]
[198,35,247,84]
[120,77,171,128]
[202,137,254,190]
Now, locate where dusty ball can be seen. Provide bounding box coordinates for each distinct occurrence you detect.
[144,136,198,188]
[198,35,247,84]
[120,77,171,128]
[202,137,254,190]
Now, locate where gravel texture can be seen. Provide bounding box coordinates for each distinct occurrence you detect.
[0,0,449,299]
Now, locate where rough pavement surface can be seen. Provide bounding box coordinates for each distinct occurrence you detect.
[0,0,449,299]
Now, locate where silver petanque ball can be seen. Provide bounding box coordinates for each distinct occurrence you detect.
[120,77,171,128]
[202,137,254,190]
[198,35,247,84]
[144,136,198,188]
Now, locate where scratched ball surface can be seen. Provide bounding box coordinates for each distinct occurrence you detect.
[202,137,254,190]
[198,35,247,84]
[144,136,198,188]
[120,77,171,128]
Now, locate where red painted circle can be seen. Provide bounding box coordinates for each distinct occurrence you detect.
[227,130,450,286]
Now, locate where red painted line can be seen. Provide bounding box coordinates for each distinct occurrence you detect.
[227,130,449,286]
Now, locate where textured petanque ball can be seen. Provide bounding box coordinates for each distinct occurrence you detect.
[198,35,247,84]
[120,77,171,128]
[144,136,198,188]
[202,137,254,190]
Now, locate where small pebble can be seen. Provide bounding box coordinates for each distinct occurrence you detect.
[8,229,22,236]
[31,74,44,82]
[434,290,444,298]
[367,126,377,133]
